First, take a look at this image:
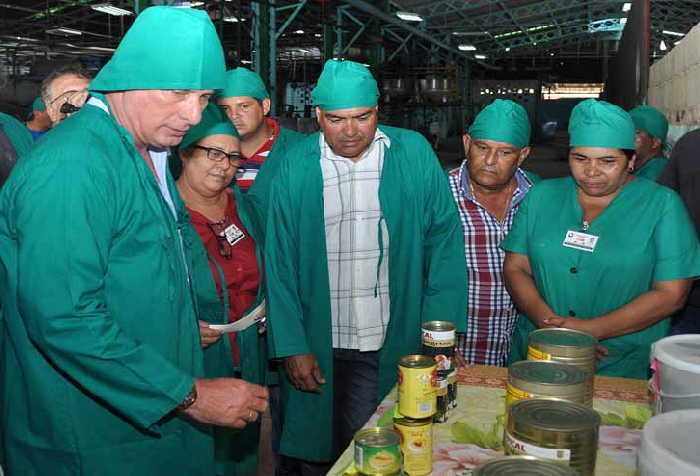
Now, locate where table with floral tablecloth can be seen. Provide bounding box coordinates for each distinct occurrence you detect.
[329,365,652,476]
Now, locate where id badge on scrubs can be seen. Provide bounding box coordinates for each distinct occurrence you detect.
[223,223,244,246]
[562,230,599,252]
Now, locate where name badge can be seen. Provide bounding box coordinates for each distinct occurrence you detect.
[223,223,245,246]
[562,230,599,253]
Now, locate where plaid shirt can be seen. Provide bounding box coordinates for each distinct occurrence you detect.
[321,130,391,351]
[448,161,535,365]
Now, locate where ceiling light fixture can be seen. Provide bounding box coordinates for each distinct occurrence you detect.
[622,3,632,12]
[663,30,685,37]
[474,54,487,59]
[46,27,82,36]
[452,31,488,36]
[395,11,423,22]
[458,44,476,51]
[660,40,668,51]
[223,16,240,22]
[294,29,305,34]
[91,4,132,16]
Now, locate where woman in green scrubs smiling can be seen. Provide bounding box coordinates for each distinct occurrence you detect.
[501,99,700,379]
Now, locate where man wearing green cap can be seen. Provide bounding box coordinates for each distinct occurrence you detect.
[216,67,303,242]
[448,99,538,366]
[502,99,700,379]
[629,104,669,180]
[0,7,268,476]
[24,96,52,140]
[264,59,466,473]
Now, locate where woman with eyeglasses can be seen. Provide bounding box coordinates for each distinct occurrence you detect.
[173,103,264,476]
[501,99,700,379]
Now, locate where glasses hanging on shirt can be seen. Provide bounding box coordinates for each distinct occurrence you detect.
[206,219,233,260]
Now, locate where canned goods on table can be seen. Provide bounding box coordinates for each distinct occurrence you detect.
[393,417,432,476]
[434,370,450,423]
[353,427,402,476]
[505,398,600,476]
[421,321,455,369]
[398,355,437,419]
[507,360,590,411]
[471,455,579,475]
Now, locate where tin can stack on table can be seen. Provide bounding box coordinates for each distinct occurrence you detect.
[472,455,579,475]
[421,321,458,422]
[506,360,591,411]
[353,427,402,476]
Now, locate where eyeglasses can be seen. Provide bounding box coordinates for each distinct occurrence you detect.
[192,145,244,167]
[50,89,89,115]
[206,220,232,260]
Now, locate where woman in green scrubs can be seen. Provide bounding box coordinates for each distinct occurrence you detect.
[502,99,700,379]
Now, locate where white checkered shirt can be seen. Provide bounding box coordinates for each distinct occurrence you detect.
[448,161,535,365]
[321,130,391,351]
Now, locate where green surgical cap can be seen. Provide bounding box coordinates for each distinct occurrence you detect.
[218,67,269,100]
[90,6,225,92]
[569,99,635,150]
[468,99,531,148]
[311,60,379,111]
[629,105,668,143]
[179,102,239,150]
[32,96,45,112]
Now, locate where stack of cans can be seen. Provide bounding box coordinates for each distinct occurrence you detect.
[421,321,458,423]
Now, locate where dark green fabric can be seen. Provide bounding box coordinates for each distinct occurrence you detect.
[502,177,700,379]
[0,112,32,157]
[243,125,305,249]
[179,102,239,150]
[635,156,668,181]
[569,99,636,150]
[0,96,214,476]
[311,59,379,111]
[218,67,269,100]
[629,105,668,142]
[468,99,531,148]
[186,183,267,476]
[264,125,467,461]
[90,6,225,92]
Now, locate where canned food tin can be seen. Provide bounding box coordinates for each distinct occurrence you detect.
[472,455,578,475]
[398,355,437,419]
[528,328,597,404]
[507,360,590,410]
[354,427,402,476]
[421,321,455,369]
[393,417,433,476]
[434,370,449,423]
[447,369,458,409]
[505,398,600,476]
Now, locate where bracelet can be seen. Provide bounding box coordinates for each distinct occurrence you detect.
[177,384,198,411]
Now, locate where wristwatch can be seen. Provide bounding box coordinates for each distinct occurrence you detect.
[177,384,198,411]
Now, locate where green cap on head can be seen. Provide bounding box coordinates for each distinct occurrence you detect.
[629,105,668,143]
[32,96,46,112]
[569,99,636,150]
[90,6,225,92]
[311,59,379,111]
[468,99,531,149]
[179,102,239,150]
[218,67,269,100]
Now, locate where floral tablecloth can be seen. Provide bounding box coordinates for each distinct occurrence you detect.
[329,365,651,476]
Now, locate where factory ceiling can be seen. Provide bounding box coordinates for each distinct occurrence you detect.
[0,0,699,78]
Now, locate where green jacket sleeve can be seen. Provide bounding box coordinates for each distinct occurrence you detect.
[420,141,468,332]
[263,150,311,358]
[9,157,193,432]
[500,187,533,255]
[652,188,700,282]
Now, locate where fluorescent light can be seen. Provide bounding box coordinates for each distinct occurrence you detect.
[620,18,627,26]
[458,44,476,51]
[240,60,252,64]
[474,54,487,59]
[660,40,667,51]
[172,1,200,7]
[452,31,488,36]
[314,33,322,38]
[663,30,685,37]
[505,47,511,52]
[294,29,304,34]
[91,4,132,16]
[46,27,82,36]
[622,2,631,12]
[550,52,555,56]
[396,11,423,22]
[223,16,240,22]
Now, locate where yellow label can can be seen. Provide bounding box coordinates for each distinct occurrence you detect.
[394,417,433,476]
[398,355,437,419]
[527,345,551,361]
[506,382,532,408]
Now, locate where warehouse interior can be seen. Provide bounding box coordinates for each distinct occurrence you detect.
[0,0,697,176]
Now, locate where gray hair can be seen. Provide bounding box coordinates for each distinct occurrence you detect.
[40,64,91,106]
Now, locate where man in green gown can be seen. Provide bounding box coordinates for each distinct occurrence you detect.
[0,7,267,476]
[264,59,467,474]
[629,104,669,180]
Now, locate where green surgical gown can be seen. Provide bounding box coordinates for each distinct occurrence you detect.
[502,176,700,379]
[635,156,668,181]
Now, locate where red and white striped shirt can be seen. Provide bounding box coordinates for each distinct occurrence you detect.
[448,161,535,366]
[235,117,280,192]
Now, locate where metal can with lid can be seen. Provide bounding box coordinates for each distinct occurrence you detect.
[393,417,432,476]
[507,360,591,411]
[434,369,450,423]
[353,427,402,476]
[505,398,600,476]
[472,455,579,475]
[398,355,437,419]
[421,321,455,369]
[528,328,597,402]
[447,368,458,409]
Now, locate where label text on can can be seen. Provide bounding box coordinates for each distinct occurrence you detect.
[505,431,571,462]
